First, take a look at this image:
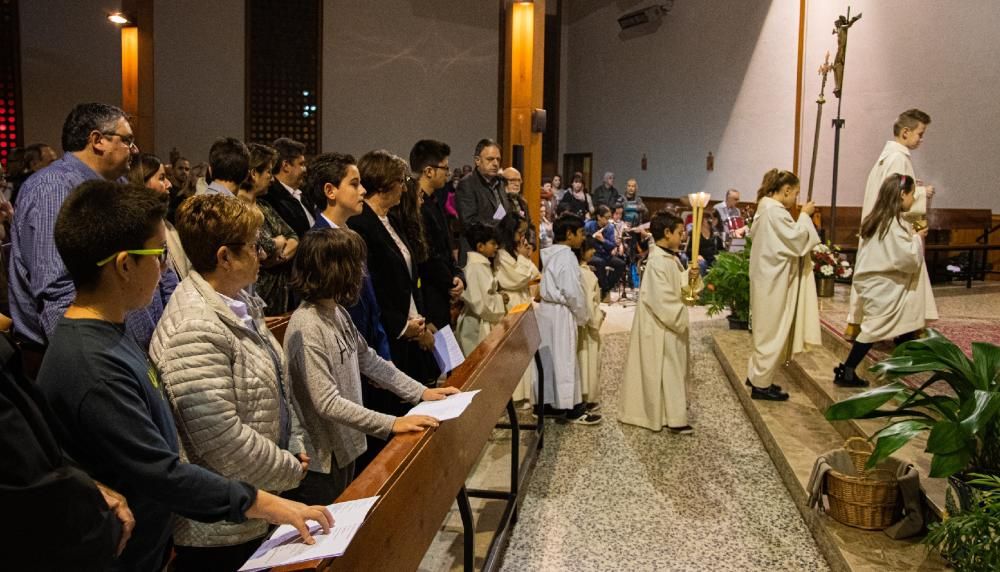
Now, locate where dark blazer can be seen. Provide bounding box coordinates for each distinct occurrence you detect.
[347,202,438,384]
[310,217,391,361]
[260,179,313,237]
[418,188,464,330]
[455,171,511,264]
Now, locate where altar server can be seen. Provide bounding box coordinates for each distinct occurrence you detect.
[537,213,601,424]
[577,237,605,408]
[496,213,540,404]
[618,211,699,432]
[835,174,927,386]
[848,109,938,330]
[746,169,819,401]
[457,224,507,355]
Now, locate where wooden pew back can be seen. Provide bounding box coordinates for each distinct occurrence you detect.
[275,306,541,571]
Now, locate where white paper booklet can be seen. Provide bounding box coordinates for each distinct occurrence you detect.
[239,496,380,572]
[407,389,480,422]
[432,325,466,373]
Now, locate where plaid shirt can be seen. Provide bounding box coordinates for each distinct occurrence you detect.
[9,153,177,348]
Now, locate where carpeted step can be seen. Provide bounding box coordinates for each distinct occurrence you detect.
[712,329,948,572]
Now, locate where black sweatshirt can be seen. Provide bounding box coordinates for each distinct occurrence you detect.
[38,318,256,572]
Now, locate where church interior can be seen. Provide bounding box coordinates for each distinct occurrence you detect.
[3,1,1000,571]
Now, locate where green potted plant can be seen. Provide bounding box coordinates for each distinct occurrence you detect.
[923,472,1000,571]
[700,243,751,329]
[825,329,1000,507]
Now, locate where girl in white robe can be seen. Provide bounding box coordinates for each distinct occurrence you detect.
[457,224,507,355]
[496,214,541,404]
[618,212,699,432]
[577,238,605,406]
[746,169,820,401]
[834,174,926,386]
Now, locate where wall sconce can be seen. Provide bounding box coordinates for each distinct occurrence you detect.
[108,12,134,26]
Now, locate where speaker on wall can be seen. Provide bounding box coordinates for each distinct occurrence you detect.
[531,108,547,133]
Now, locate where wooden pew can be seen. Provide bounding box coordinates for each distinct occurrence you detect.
[274,305,542,572]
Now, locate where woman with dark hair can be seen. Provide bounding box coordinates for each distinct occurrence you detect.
[130,153,193,279]
[237,143,298,315]
[558,171,594,219]
[347,150,441,468]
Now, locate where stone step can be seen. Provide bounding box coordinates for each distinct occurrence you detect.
[711,328,948,572]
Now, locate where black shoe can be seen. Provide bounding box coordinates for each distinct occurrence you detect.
[542,404,566,418]
[750,384,790,401]
[745,378,781,391]
[833,364,870,388]
[668,425,694,435]
[584,401,602,412]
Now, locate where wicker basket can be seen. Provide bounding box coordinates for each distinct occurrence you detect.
[824,439,901,530]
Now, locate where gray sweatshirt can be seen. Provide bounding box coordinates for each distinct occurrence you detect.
[284,301,426,472]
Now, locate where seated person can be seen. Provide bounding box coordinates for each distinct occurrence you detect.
[38,181,330,572]
[685,217,725,275]
[283,228,457,505]
[584,205,626,300]
[150,194,313,570]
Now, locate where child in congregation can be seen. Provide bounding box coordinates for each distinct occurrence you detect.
[618,211,700,433]
[495,212,541,405]
[283,228,458,505]
[577,237,605,410]
[834,174,928,387]
[457,223,508,356]
[746,169,819,401]
[537,213,602,425]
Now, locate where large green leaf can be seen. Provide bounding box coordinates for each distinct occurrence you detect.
[925,420,967,455]
[957,389,1000,436]
[868,419,931,468]
[929,448,973,478]
[825,382,907,421]
[971,342,1000,391]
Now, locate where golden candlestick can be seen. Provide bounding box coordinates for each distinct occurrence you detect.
[683,191,711,305]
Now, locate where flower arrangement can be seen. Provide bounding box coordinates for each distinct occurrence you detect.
[811,243,853,279]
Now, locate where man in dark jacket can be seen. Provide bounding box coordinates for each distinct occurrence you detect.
[260,137,313,237]
[455,138,510,264]
[592,171,623,210]
[410,139,465,329]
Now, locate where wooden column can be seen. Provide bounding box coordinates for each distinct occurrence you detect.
[120,0,154,153]
[502,0,545,255]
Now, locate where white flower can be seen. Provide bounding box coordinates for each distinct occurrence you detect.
[813,244,831,254]
[820,265,834,276]
[841,267,853,278]
[947,265,962,273]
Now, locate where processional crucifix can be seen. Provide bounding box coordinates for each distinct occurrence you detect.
[825,7,861,245]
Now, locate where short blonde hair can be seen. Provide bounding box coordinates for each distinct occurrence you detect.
[175,194,263,273]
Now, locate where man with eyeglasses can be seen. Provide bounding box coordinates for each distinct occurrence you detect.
[455,138,511,264]
[9,103,178,377]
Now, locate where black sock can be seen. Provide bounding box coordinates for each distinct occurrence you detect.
[893,331,919,346]
[844,341,873,372]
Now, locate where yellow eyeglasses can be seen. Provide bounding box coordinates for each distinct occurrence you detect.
[96,248,167,267]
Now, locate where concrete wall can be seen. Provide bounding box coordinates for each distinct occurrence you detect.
[799,0,1000,210]
[562,0,797,201]
[154,0,245,163]
[20,1,121,149]
[320,0,498,163]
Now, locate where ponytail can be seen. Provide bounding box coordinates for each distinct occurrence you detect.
[756,168,800,202]
[859,173,914,240]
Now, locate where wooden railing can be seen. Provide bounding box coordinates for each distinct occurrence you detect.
[274,306,543,572]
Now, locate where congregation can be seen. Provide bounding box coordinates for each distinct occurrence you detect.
[0,99,940,572]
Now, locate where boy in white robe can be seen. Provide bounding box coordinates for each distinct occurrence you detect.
[847,109,938,333]
[496,213,541,404]
[577,238,605,407]
[536,213,602,425]
[746,169,820,401]
[457,224,507,355]
[618,212,700,433]
[835,174,927,386]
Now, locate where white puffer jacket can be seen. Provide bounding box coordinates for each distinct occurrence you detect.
[150,271,305,547]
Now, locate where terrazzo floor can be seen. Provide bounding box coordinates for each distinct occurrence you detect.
[421,291,830,572]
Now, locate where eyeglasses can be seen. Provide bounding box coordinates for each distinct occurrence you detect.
[222,239,266,256]
[101,131,137,149]
[428,164,449,171]
[96,248,167,267]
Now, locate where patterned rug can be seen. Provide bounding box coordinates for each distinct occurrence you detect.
[499,320,829,572]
